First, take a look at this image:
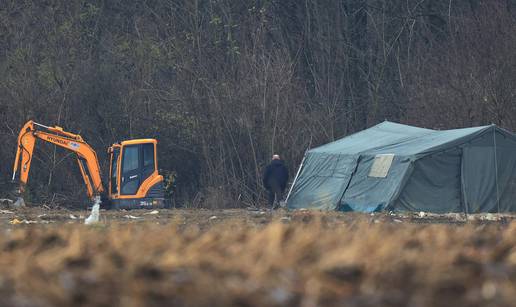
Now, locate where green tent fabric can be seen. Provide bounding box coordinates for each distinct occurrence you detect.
[286,121,516,213]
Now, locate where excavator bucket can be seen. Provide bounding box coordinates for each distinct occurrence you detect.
[12,197,25,208]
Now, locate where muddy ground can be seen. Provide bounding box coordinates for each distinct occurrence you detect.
[0,207,516,306]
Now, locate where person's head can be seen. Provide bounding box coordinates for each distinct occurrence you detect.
[272,154,280,161]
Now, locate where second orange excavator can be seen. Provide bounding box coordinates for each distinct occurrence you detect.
[12,120,165,209]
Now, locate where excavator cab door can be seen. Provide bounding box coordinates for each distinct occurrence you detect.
[121,145,141,195]
[120,142,156,196]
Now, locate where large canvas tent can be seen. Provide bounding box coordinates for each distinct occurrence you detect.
[286,121,516,213]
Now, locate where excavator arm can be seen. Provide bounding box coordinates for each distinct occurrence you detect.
[12,121,104,200]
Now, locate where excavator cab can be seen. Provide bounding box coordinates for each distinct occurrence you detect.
[107,140,165,209]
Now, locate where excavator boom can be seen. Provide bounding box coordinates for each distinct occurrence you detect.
[12,121,104,200]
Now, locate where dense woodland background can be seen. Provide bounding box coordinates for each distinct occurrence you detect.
[2,0,516,207]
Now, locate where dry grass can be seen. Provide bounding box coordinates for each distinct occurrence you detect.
[0,209,515,306]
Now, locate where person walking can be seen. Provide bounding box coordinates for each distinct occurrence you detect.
[263,154,289,209]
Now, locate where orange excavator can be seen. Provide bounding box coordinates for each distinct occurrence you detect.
[11,120,165,209]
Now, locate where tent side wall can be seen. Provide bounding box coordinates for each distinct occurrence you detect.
[462,128,516,212]
[287,153,358,210]
[461,131,498,212]
[495,136,516,212]
[391,126,491,213]
[393,148,463,213]
[339,155,413,212]
[394,127,516,213]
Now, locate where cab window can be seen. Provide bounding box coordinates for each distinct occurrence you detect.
[111,148,120,194]
[122,146,139,173]
[143,143,155,169]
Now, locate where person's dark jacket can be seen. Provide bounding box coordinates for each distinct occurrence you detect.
[263,160,289,191]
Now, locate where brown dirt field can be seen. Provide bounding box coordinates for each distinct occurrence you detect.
[0,208,515,306]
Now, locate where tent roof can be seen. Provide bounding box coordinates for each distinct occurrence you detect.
[309,121,496,156]
[310,121,433,154]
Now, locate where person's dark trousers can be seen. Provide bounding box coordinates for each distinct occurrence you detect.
[267,184,284,209]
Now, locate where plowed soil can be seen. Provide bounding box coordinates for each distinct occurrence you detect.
[0,207,515,307]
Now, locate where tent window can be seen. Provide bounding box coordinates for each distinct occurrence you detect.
[369,154,394,178]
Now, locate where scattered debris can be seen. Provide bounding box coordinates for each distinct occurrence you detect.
[465,214,505,222]
[0,199,14,207]
[209,216,218,220]
[280,216,291,222]
[483,213,499,221]
[124,215,142,219]
[481,281,497,299]
[9,218,22,225]
[69,214,78,220]
[269,287,292,304]
[9,218,39,225]
[393,219,403,223]
[419,211,426,218]
[21,220,38,224]
[447,213,465,221]
[144,210,159,215]
[0,210,14,214]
